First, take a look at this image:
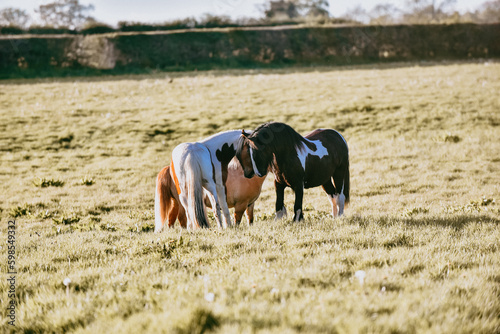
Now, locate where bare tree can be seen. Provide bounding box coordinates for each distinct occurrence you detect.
[370,3,400,24]
[343,5,370,24]
[0,8,31,28]
[403,0,457,23]
[36,0,95,29]
[477,0,500,22]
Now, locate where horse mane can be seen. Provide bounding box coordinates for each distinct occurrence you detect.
[250,122,309,158]
[235,135,248,160]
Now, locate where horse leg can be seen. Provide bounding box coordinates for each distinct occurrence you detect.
[205,182,224,229]
[167,198,179,228]
[178,194,194,229]
[332,170,346,216]
[245,203,255,225]
[216,182,232,228]
[322,181,338,218]
[177,202,187,228]
[234,208,244,226]
[292,184,304,222]
[275,180,287,220]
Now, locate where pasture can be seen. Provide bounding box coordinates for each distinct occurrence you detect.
[1,61,499,333]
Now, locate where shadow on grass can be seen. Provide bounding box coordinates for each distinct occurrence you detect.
[1,59,496,85]
[349,213,500,230]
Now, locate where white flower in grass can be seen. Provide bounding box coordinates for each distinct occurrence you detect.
[63,277,71,298]
[354,270,366,285]
[63,278,71,286]
[204,292,215,302]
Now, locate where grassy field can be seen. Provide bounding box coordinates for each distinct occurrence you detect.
[1,60,499,333]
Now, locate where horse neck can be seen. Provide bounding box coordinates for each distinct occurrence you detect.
[269,131,310,163]
[228,158,266,187]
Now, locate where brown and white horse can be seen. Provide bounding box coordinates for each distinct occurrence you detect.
[236,122,349,222]
[154,157,267,232]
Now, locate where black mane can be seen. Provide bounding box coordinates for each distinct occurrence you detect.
[250,122,308,157]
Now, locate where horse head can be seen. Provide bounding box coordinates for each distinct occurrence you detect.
[236,129,271,178]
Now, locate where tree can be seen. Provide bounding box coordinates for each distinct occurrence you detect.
[369,4,400,24]
[0,8,31,28]
[262,0,329,20]
[302,0,330,17]
[477,0,500,23]
[343,5,370,24]
[263,0,300,20]
[36,0,95,29]
[403,0,457,23]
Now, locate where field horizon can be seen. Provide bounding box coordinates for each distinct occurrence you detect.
[1,60,499,333]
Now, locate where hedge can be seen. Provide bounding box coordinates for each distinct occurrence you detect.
[0,23,498,78]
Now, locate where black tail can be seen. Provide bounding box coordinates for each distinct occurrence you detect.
[344,157,350,205]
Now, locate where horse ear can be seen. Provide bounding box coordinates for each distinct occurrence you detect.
[241,129,249,138]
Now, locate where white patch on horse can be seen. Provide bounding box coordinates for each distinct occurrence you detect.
[329,181,345,217]
[294,209,302,222]
[275,206,287,220]
[296,139,329,170]
[249,146,263,177]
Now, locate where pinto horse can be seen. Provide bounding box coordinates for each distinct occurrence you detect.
[154,158,266,232]
[169,130,251,230]
[236,122,349,222]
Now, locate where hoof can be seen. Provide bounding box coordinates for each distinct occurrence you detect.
[275,207,288,220]
[293,209,303,222]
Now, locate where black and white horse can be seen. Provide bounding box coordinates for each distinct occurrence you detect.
[170,130,246,229]
[236,122,350,222]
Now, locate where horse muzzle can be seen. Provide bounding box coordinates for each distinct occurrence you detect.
[244,170,255,178]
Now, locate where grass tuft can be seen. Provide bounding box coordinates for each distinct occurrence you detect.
[33,177,65,188]
[79,176,95,186]
[129,222,155,233]
[52,214,81,225]
[9,203,32,217]
[442,133,461,143]
[444,197,497,214]
[402,206,429,217]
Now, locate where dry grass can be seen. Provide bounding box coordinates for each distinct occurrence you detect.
[0,60,499,333]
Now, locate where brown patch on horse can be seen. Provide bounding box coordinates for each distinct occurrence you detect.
[170,159,181,195]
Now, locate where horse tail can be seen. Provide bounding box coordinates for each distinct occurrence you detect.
[344,157,350,206]
[155,166,174,233]
[185,155,210,229]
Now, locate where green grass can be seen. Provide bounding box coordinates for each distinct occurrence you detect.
[1,60,499,333]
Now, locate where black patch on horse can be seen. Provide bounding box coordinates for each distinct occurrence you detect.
[216,143,236,189]
[216,143,235,165]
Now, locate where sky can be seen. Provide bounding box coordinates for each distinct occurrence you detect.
[0,0,488,26]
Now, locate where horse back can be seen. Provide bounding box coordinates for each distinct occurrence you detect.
[305,129,348,159]
[301,129,348,189]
